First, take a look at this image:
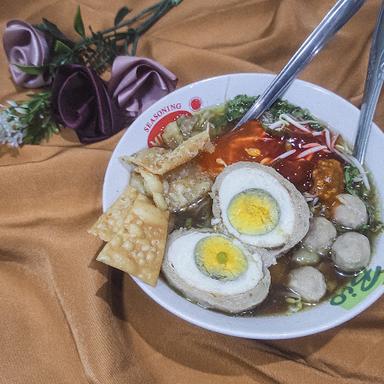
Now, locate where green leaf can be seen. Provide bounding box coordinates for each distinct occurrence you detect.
[36,19,74,47]
[14,64,44,75]
[226,95,257,122]
[54,40,73,55]
[74,6,86,38]
[114,6,131,26]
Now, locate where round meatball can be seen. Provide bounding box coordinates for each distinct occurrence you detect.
[292,247,320,266]
[302,217,337,254]
[288,266,327,302]
[331,232,370,272]
[332,194,368,229]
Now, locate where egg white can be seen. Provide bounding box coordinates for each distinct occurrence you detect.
[166,231,263,295]
[217,166,295,248]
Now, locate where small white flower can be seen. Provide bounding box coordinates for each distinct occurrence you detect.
[6,100,17,107]
[0,108,26,147]
[14,107,28,115]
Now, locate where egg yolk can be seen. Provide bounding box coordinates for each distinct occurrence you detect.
[227,189,280,235]
[194,236,248,280]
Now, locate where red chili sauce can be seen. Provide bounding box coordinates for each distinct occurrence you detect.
[197,120,342,193]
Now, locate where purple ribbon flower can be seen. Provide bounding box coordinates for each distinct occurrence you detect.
[108,56,178,119]
[51,64,123,144]
[51,57,177,144]
[3,20,50,88]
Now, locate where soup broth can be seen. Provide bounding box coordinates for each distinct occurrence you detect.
[160,96,382,316]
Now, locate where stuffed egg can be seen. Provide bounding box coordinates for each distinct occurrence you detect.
[212,162,310,266]
[162,229,271,313]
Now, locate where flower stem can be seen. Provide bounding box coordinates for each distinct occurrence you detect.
[99,1,162,36]
[74,0,182,68]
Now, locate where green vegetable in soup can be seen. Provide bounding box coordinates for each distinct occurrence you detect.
[225,95,257,123]
[261,99,325,131]
[225,95,325,130]
[344,164,369,197]
[161,94,327,147]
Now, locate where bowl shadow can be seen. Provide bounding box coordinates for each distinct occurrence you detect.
[95,267,339,379]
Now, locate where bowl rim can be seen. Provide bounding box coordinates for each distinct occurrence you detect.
[103,72,384,339]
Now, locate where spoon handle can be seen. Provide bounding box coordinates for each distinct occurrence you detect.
[235,0,366,129]
[353,1,384,164]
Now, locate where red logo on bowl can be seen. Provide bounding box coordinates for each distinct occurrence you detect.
[147,110,191,147]
[190,97,202,111]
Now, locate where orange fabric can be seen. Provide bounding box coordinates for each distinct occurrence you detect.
[1,1,383,383]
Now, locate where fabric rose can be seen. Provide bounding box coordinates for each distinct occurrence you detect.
[51,64,123,144]
[3,20,50,88]
[108,56,177,119]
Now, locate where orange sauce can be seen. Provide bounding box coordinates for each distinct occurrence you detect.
[311,159,345,208]
[198,120,343,193]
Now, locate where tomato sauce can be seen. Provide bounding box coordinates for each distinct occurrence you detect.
[197,120,343,193]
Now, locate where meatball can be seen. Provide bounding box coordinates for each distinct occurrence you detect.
[292,247,320,266]
[332,194,368,229]
[302,217,337,254]
[331,232,371,272]
[288,266,327,302]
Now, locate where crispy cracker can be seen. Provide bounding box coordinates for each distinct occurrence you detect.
[120,130,211,175]
[96,194,169,286]
[128,171,146,195]
[135,167,167,211]
[88,186,138,242]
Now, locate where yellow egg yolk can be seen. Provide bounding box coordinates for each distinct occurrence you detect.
[194,235,248,280]
[227,189,280,235]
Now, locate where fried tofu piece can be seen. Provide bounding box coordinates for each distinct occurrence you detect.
[163,162,213,212]
[120,130,211,175]
[88,186,138,242]
[96,194,169,286]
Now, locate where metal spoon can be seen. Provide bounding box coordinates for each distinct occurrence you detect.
[353,0,384,164]
[235,0,366,129]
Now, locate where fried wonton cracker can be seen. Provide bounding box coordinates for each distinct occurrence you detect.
[96,194,169,286]
[128,171,146,195]
[120,130,211,175]
[88,186,138,242]
[135,167,167,211]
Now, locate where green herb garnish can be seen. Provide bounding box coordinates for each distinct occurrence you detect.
[225,95,257,123]
[169,94,325,141]
[261,98,325,130]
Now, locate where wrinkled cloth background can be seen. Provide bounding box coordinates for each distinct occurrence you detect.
[1,1,384,383]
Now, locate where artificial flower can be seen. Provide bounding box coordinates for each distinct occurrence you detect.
[1,1,182,147]
[3,20,50,88]
[108,56,177,119]
[51,64,122,143]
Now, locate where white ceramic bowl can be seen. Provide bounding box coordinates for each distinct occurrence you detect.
[103,73,384,339]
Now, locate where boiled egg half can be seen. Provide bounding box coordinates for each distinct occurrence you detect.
[162,229,270,313]
[212,162,298,248]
